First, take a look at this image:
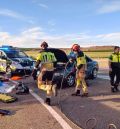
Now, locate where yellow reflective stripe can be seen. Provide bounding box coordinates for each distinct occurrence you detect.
[37,52,56,63]
[36,53,42,61]
[51,53,56,62]
[77,56,86,66]
[43,52,48,62]
[111,54,120,62]
[0,59,6,72]
[0,66,6,72]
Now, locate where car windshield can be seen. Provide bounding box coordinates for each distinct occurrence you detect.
[6,50,27,58]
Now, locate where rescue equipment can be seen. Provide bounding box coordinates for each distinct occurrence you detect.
[0,109,11,116]
[0,93,17,103]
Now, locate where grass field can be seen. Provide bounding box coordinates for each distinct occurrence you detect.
[25,50,112,59]
[84,51,112,58]
[25,50,39,59]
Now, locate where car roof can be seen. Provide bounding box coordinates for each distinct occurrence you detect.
[0,46,19,53]
[45,48,69,63]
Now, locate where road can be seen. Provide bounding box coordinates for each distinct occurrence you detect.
[0,70,120,129]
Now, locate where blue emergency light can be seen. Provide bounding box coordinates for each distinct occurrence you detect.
[0,45,14,51]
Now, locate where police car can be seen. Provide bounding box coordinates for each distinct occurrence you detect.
[0,45,34,76]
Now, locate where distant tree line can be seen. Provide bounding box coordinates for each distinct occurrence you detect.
[20,45,114,52]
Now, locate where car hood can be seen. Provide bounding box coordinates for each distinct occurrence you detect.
[11,57,34,67]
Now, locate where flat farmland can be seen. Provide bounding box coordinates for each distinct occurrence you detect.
[84,51,112,58]
[25,50,39,59]
[25,50,112,59]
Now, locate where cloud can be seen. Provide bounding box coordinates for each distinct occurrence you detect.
[31,0,48,9]
[0,9,26,19]
[38,3,48,9]
[0,8,34,24]
[0,27,120,48]
[0,32,11,40]
[97,0,120,14]
[95,33,120,45]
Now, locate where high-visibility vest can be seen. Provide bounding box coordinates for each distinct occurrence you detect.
[36,51,56,70]
[109,53,120,63]
[109,53,120,68]
[76,52,86,66]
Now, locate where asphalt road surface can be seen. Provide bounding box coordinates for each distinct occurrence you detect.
[0,70,120,129]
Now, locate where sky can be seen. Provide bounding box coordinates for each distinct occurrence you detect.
[0,0,120,48]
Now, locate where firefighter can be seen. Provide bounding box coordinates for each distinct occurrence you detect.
[71,44,88,96]
[109,46,120,92]
[32,41,57,105]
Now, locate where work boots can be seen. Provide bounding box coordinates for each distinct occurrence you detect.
[45,98,51,105]
[111,85,119,93]
[115,87,119,92]
[71,90,80,96]
[81,92,88,97]
[111,87,115,92]
[114,84,119,92]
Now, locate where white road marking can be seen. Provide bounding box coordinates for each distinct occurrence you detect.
[98,75,110,80]
[29,89,73,129]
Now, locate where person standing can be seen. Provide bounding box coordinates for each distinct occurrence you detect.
[32,41,57,105]
[70,44,88,96]
[109,46,120,92]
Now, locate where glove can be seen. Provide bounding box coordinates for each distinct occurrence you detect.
[31,69,37,80]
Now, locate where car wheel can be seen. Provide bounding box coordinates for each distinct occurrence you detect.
[92,68,98,79]
[6,67,12,77]
[66,74,75,87]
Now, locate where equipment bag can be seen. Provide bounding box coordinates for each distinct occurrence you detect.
[16,82,29,95]
[0,93,17,103]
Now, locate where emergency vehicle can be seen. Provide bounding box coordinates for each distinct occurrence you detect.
[0,45,34,76]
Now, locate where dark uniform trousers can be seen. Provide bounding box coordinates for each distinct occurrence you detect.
[109,67,120,86]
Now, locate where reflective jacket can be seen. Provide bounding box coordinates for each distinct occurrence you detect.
[76,51,86,67]
[109,53,120,68]
[36,50,56,70]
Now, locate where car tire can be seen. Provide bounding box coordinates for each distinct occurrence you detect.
[66,74,75,87]
[91,68,98,79]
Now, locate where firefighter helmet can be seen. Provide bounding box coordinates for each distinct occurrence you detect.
[40,41,48,48]
[71,44,80,51]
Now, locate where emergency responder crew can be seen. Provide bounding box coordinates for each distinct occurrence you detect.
[109,46,120,92]
[32,41,57,105]
[71,44,88,96]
